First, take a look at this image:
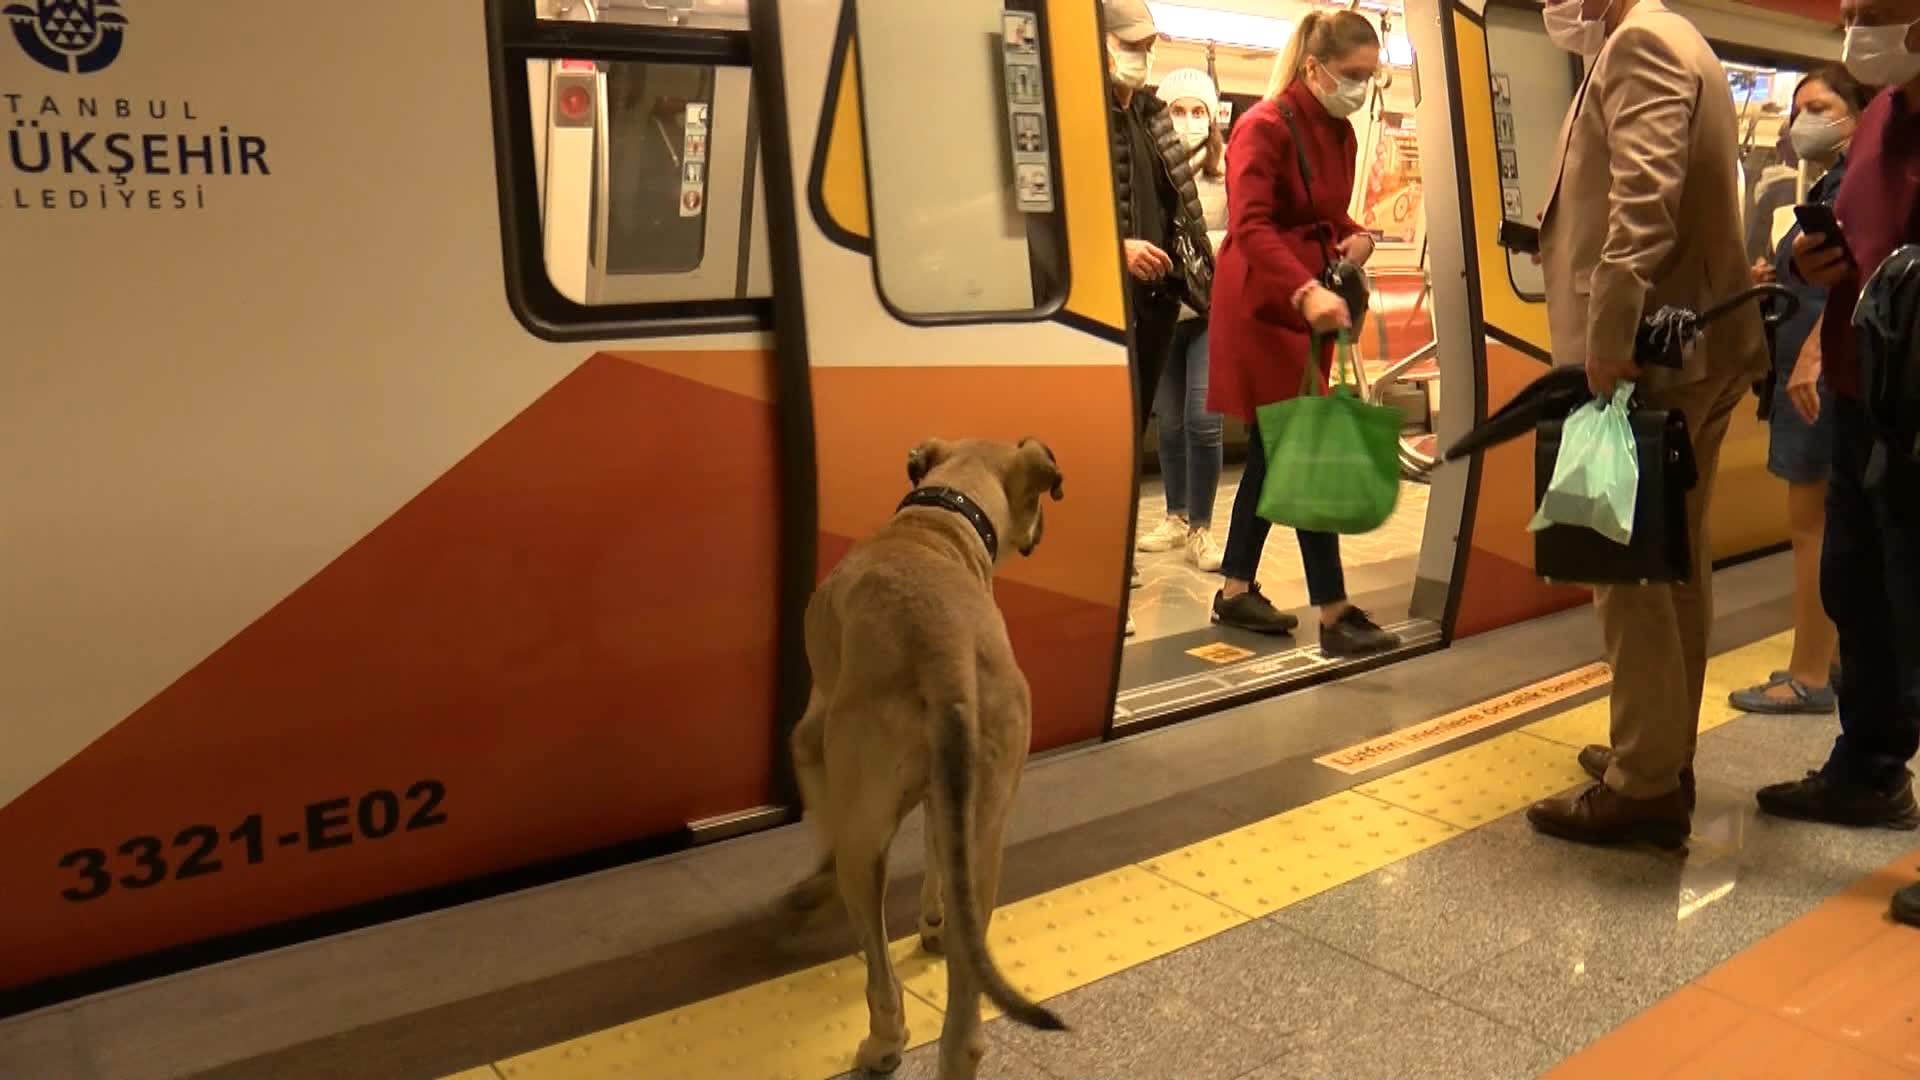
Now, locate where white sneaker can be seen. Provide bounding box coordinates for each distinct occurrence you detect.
[1125,613,1138,636]
[1136,516,1188,552]
[1186,527,1223,572]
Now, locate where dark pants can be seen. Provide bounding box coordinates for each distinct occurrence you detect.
[1130,284,1182,437]
[1219,411,1348,607]
[1819,394,1920,792]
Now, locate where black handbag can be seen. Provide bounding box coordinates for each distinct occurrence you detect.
[1533,401,1698,586]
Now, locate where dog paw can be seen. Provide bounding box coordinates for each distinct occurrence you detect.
[855,1039,905,1075]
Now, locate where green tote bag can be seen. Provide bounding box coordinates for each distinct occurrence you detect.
[1254,332,1403,534]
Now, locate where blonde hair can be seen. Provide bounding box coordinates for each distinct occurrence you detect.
[1267,10,1381,99]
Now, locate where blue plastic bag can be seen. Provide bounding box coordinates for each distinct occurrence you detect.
[1527,382,1641,545]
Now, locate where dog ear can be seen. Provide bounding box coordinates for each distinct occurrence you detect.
[906,438,951,487]
[1013,438,1064,502]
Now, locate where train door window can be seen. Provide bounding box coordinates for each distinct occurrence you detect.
[496,1,768,336]
[1482,3,1579,301]
[851,0,1070,321]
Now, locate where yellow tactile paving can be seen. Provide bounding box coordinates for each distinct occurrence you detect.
[455,631,1793,1080]
[1143,790,1459,917]
[1525,698,1613,750]
[493,944,944,1080]
[1358,729,1588,829]
[901,865,1247,1013]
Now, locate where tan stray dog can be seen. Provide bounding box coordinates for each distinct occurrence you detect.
[781,436,1069,1079]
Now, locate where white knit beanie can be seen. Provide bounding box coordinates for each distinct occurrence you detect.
[1155,67,1220,119]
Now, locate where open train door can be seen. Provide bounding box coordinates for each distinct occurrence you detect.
[748,0,1138,750]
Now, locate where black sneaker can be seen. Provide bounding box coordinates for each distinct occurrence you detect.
[1893,878,1920,928]
[1320,607,1402,657]
[1211,584,1299,635]
[1755,770,1920,829]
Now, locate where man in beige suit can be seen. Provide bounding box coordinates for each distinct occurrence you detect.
[1526,0,1768,847]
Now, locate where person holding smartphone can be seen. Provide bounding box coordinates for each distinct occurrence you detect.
[1728,65,1875,717]
[1755,0,1920,931]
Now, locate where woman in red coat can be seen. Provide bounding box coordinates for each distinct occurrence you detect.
[1206,10,1401,657]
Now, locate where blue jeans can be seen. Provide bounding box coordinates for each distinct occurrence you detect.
[1157,319,1225,527]
[1820,395,1920,792]
[1219,409,1348,607]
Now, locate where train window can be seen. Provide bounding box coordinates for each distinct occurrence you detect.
[851,0,1070,321]
[521,57,771,306]
[537,0,748,33]
[1482,5,1578,301]
[604,62,713,276]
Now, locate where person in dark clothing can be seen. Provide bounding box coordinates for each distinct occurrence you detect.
[1104,0,1215,434]
[1755,0,1920,930]
[1729,65,1874,717]
[1102,0,1216,631]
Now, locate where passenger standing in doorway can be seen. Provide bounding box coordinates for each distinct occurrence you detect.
[1102,0,1217,636]
[1730,65,1875,717]
[1525,0,1768,847]
[1136,66,1229,576]
[1205,11,1403,658]
[1756,0,1920,929]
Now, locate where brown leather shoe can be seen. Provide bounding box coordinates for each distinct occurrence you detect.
[1577,745,1695,811]
[1526,781,1691,849]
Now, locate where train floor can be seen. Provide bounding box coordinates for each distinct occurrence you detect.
[1124,465,1430,647]
[7,555,1918,1080]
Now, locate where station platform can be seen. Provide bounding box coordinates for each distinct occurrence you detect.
[5,554,1916,1080]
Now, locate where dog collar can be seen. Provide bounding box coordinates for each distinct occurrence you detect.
[897,486,998,561]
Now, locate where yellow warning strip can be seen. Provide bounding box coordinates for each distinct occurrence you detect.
[474,631,1792,1080]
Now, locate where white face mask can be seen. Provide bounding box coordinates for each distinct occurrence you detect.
[1111,48,1152,89]
[1843,20,1920,88]
[1312,68,1371,119]
[1789,111,1849,161]
[1173,114,1212,150]
[1542,0,1609,56]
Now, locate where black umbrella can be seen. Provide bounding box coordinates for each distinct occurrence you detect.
[1439,283,1801,465]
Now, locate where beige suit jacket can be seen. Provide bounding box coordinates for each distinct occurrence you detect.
[1538,1,1767,390]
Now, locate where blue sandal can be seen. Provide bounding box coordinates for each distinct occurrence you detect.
[1730,672,1838,715]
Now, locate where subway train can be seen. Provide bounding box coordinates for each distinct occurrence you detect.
[0,0,1842,1017]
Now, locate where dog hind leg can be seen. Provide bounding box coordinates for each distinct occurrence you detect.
[918,811,945,955]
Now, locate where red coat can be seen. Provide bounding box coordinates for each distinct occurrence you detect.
[1206,80,1368,423]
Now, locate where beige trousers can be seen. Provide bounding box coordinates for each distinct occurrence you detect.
[1598,368,1751,798]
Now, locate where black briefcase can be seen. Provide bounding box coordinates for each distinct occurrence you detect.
[1533,404,1699,586]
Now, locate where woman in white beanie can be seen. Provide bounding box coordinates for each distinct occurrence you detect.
[1135,66,1230,574]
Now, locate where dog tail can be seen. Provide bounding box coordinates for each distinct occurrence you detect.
[927,699,1068,1033]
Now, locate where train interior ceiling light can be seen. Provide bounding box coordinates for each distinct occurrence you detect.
[1148,2,1414,66]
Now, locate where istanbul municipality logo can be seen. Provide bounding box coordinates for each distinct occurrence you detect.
[6,0,275,212]
[6,0,127,75]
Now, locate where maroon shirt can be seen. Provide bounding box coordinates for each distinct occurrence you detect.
[1824,88,1920,399]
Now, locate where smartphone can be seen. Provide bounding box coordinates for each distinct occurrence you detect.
[1792,203,1851,262]
[1497,219,1541,256]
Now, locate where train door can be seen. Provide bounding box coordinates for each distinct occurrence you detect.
[1405,0,1829,640]
[1106,2,1450,732]
[749,0,1135,750]
[0,0,794,1015]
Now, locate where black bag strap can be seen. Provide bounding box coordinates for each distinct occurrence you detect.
[1275,103,1338,269]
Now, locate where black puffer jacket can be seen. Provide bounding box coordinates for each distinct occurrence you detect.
[1111,89,1215,312]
